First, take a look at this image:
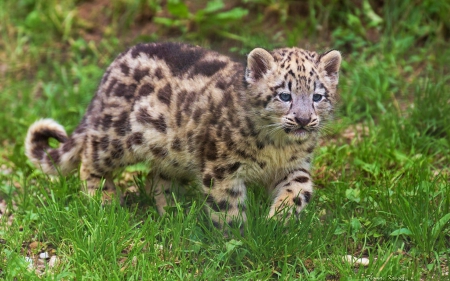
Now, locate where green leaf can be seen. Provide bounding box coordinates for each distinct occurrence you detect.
[371,217,387,227]
[392,149,410,164]
[347,14,365,36]
[351,218,361,233]
[214,7,248,20]
[390,228,412,236]
[167,1,190,18]
[431,213,450,239]
[362,0,383,27]
[153,17,180,27]
[334,226,346,235]
[225,239,243,252]
[25,10,43,28]
[345,188,361,203]
[204,0,225,13]
[354,158,379,176]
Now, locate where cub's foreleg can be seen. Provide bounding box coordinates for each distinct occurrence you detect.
[269,168,313,219]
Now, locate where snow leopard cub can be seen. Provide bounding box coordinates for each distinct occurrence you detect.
[26,42,342,228]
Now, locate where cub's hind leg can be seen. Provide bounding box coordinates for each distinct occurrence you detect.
[202,169,247,233]
[145,170,176,215]
[79,168,116,198]
[79,134,120,202]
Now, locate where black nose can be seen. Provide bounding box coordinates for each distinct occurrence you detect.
[294,117,311,127]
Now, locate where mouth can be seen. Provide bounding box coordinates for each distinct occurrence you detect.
[284,127,310,137]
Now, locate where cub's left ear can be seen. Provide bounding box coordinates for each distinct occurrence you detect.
[318,50,342,85]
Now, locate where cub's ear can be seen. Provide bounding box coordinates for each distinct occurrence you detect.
[318,50,342,85]
[245,48,276,84]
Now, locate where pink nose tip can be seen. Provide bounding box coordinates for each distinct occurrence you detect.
[294,117,311,126]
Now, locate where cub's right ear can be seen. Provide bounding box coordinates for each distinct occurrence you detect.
[245,48,276,84]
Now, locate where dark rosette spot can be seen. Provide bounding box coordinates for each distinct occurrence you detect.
[138,83,154,97]
[190,60,227,77]
[136,109,167,134]
[293,197,302,206]
[133,68,149,82]
[293,176,309,183]
[157,84,172,106]
[114,83,137,101]
[111,139,124,159]
[131,42,206,77]
[62,138,75,153]
[171,138,182,151]
[203,174,214,187]
[47,150,60,165]
[114,111,131,136]
[127,132,144,148]
[100,136,110,151]
[120,63,130,75]
[101,115,113,130]
[225,188,241,198]
[303,191,312,203]
[150,146,167,158]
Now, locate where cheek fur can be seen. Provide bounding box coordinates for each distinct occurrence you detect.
[269,99,291,114]
[315,101,332,115]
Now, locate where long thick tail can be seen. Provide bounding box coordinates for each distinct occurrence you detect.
[25,119,81,175]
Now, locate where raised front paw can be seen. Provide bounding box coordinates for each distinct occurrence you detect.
[268,168,313,219]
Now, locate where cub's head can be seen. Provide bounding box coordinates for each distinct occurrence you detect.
[245,47,341,142]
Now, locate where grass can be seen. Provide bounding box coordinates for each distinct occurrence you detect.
[1,0,449,279]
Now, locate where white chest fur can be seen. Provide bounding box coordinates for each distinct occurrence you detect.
[241,142,312,190]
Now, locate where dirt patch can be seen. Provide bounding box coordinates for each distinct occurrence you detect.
[77,0,112,42]
[76,0,159,44]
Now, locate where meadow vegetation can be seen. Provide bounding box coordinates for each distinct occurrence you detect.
[0,0,449,279]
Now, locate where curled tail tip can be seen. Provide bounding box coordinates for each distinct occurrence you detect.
[25,119,68,172]
[25,119,68,148]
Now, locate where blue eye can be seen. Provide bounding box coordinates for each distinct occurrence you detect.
[279,92,292,102]
[313,94,322,102]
